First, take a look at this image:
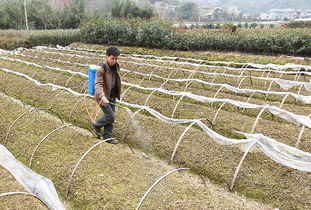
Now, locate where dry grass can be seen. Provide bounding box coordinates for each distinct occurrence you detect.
[0,69,310,209]
[0,44,310,209]
[0,94,271,209]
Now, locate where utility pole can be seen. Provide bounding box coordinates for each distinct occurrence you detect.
[24,0,29,30]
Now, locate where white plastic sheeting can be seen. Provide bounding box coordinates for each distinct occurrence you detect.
[8,45,311,76]
[0,67,85,97]
[0,144,65,209]
[0,56,88,77]
[1,54,311,105]
[7,46,311,85]
[1,66,310,173]
[2,66,311,129]
[121,60,311,92]
[11,48,311,92]
[29,47,311,76]
[120,69,311,104]
[113,102,311,172]
[68,46,311,72]
[4,48,311,93]
[124,55,311,72]
[48,45,311,74]
[242,133,311,172]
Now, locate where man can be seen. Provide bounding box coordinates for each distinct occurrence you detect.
[92,47,121,144]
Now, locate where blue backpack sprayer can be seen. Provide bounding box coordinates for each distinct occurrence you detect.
[87,65,123,109]
[87,65,98,96]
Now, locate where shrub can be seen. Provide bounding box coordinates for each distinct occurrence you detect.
[284,21,311,28]
[136,19,172,48]
[27,29,81,47]
[80,18,172,48]
[0,29,81,49]
[80,18,136,46]
[221,22,237,32]
[80,18,311,56]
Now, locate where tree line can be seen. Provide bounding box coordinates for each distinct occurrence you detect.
[0,0,154,30]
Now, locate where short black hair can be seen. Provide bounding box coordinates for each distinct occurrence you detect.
[106,47,120,56]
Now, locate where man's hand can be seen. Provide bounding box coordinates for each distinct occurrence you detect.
[100,96,109,106]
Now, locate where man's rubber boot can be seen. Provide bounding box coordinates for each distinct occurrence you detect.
[91,123,102,139]
[101,137,118,144]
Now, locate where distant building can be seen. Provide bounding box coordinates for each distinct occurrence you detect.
[294,18,311,21]
[260,9,302,20]
[198,6,222,21]
[52,0,71,10]
[154,1,169,10]
[300,9,311,18]
[153,1,177,20]
[227,6,242,16]
[80,0,103,13]
[132,0,150,8]
[198,7,215,21]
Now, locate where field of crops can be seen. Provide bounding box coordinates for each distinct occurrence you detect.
[0,45,310,209]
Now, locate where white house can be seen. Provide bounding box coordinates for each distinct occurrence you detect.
[198,6,222,21]
[260,9,302,20]
[153,1,177,19]
[227,6,242,16]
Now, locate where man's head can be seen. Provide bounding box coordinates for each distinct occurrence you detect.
[106,47,120,66]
